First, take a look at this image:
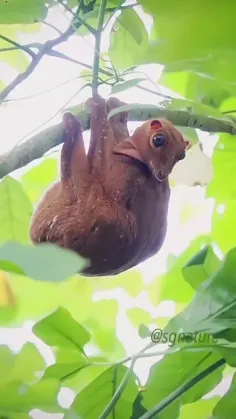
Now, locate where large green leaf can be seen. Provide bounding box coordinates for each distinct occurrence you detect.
[0,378,61,416]
[0,241,88,281]
[179,397,220,419]
[84,300,126,361]
[182,245,221,290]
[159,97,232,122]
[0,273,95,327]
[0,0,47,23]
[0,343,45,385]
[92,268,144,297]
[148,236,211,304]
[44,348,90,382]
[207,134,236,201]
[109,8,149,70]
[0,344,61,417]
[159,71,230,108]
[0,176,33,244]
[166,247,236,336]
[21,158,59,204]
[111,78,146,94]
[33,306,91,352]
[0,26,30,72]
[211,200,236,253]
[143,350,223,419]
[76,6,111,36]
[66,365,138,419]
[213,373,236,419]
[139,0,236,83]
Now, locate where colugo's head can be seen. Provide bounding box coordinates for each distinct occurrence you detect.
[114,119,190,181]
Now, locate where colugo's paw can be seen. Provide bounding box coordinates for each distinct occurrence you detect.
[83,95,106,114]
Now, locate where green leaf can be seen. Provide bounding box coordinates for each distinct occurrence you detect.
[159,71,230,109]
[132,393,147,418]
[44,349,89,382]
[138,324,151,339]
[76,6,111,36]
[139,0,236,83]
[0,345,61,416]
[143,350,224,418]
[166,247,236,336]
[211,200,236,253]
[219,95,236,115]
[0,0,47,23]
[84,300,126,360]
[127,308,151,330]
[33,307,91,352]
[0,378,61,415]
[108,103,159,119]
[0,26,29,72]
[182,245,221,290]
[67,365,138,419]
[179,396,220,419]
[0,241,88,281]
[159,97,231,122]
[92,268,144,297]
[2,343,46,384]
[111,78,146,94]
[0,176,33,244]
[21,158,59,203]
[148,236,211,304]
[213,372,236,419]
[207,134,236,201]
[109,8,148,70]
[174,126,199,145]
[0,273,95,327]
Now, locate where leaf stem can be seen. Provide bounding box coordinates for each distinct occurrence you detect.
[99,359,136,419]
[92,0,107,97]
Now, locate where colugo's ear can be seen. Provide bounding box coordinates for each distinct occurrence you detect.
[114,140,145,163]
[150,120,162,130]
[184,140,191,150]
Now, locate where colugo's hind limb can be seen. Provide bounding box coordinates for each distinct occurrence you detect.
[61,112,91,194]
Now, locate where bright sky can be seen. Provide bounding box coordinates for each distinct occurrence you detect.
[0,3,230,417]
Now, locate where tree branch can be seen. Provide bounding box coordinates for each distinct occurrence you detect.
[1,105,236,179]
[0,35,36,59]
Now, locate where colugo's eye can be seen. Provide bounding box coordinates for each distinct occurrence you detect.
[152,133,165,148]
[178,151,186,160]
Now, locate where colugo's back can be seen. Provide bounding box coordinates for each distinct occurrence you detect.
[30,95,189,276]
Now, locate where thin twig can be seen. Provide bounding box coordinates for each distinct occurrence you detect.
[12,83,90,151]
[92,0,108,96]
[0,42,42,52]
[47,49,113,76]
[0,35,36,59]
[41,21,64,35]
[0,24,75,104]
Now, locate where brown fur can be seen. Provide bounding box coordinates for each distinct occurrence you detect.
[30,95,189,276]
